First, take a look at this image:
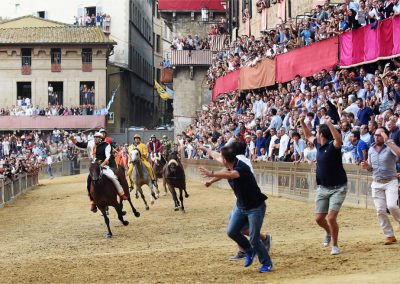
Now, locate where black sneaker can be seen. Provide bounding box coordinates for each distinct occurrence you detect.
[229,251,245,261]
[263,234,272,253]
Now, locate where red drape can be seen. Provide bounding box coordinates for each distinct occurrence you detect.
[276,36,339,83]
[212,69,240,101]
[158,0,224,11]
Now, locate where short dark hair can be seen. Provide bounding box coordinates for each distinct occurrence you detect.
[292,132,301,139]
[271,108,277,115]
[377,126,389,136]
[318,124,334,141]
[221,146,237,163]
[351,130,360,140]
[230,142,247,155]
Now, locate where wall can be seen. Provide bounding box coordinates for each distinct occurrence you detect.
[0,45,108,107]
[183,159,375,209]
[0,173,39,208]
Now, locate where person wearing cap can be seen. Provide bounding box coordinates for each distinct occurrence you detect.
[148,135,163,157]
[70,131,128,212]
[161,135,173,160]
[127,134,157,189]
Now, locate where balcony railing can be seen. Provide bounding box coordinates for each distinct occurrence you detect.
[51,63,61,72]
[170,50,213,66]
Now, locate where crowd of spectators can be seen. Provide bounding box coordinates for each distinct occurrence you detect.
[171,35,211,51]
[181,57,400,165]
[0,103,108,116]
[0,129,90,180]
[74,13,111,32]
[206,0,400,89]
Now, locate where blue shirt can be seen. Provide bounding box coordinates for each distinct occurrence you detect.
[227,160,267,210]
[357,107,373,125]
[255,137,267,156]
[356,140,368,162]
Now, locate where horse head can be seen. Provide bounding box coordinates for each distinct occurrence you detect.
[89,160,103,184]
[131,148,141,165]
[167,159,179,175]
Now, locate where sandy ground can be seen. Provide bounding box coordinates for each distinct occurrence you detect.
[0,174,400,284]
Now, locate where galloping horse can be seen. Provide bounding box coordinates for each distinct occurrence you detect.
[163,153,188,212]
[151,153,168,196]
[130,148,159,210]
[89,162,140,238]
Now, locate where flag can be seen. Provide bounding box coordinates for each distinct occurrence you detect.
[165,86,174,99]
[154,80,170,101]
[106,86,119,111]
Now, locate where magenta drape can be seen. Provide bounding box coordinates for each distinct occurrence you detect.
[276,37,339,83]
[340,16,400,67]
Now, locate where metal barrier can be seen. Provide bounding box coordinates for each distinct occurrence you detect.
[0,173,39,208]
[182,160,374,209]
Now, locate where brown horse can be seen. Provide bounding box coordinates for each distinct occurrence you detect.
[151,154,168,196]
[89,162,140,238]
[163,153,188,212]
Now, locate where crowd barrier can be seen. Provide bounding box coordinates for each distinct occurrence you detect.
[0,173,39,208]
[182,160,375,209]
[0,159,91,208]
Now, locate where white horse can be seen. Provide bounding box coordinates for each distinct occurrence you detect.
[130,149,158,210]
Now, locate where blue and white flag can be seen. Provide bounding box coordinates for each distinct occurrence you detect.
[106,85,119,111]
[165,86,174,99]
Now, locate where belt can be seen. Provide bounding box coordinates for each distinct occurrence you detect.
[374,177,397,184]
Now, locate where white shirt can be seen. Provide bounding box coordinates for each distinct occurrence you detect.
[344,103,360,118]
[236,155,254,173]
[253,100,265,118]
[360,132,371,146]
[46,155,53,165]
[278,134,290,158]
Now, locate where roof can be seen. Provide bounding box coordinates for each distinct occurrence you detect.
[0,26,116,45]
[0,15,70,28]
[158,0,225,11]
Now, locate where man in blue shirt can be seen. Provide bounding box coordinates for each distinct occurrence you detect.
[356,98,374,126]
[255,130,267,157]
[199,145,272,273]
[350,130,368,163]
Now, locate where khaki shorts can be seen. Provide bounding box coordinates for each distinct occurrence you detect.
[315,185,347,213]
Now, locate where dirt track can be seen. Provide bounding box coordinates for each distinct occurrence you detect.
[0,174,399,284]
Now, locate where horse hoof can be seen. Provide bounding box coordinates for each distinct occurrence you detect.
[185,194,189,198]
[146,206,150,210]
[122,211,127,216]
[135,194,139,199]
[134,212,141,217]
[123,221,129,226]
[174,207,179,211]
[106,233,112,239]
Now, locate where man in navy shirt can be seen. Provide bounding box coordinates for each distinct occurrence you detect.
[199,146,272,273]
[300,115,347,255]
[356,98,374,126]
[255,130,267,157]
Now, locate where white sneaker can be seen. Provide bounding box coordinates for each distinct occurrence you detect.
[331,246,340,255]
[323,234,331,247]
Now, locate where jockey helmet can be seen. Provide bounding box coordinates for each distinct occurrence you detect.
[151,134,156,139]
[94,132,103,138]
[133,134,141,140]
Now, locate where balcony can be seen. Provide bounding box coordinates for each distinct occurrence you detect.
[51,63,61,72]
[82,51,92,72]
[21,56,31,75]
[170,50,213,66]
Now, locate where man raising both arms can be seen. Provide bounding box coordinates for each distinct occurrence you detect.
[300,115,348,255]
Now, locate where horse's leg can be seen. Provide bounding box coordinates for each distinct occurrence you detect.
[119,199,126,216]
[114,201,129,226]
[179,188,185,213]
[183,186,189,198]
[163,178,168,196]
[128,197,141,217]
[168,184,179,211]
[149,183,157,204]
[98,206,112,238]
[138,186,149,210]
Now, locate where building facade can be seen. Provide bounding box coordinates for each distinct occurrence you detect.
[0,0,156,132]
[0,16,114,110]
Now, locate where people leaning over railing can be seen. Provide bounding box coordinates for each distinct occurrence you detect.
[185,57,400,165]
[0,104,108,116]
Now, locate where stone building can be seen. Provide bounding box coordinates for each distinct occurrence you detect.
[0,16,115,110]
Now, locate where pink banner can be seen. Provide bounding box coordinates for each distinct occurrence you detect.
[212,69,240,101]
[340,16,400,67]
[276,37,339,83]
[0,116,106,130]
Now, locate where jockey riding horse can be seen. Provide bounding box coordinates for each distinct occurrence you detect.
[70,131,128,212]
[127,134,157,190]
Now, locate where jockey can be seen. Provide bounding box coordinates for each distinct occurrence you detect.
[161,135,173,160]
[147,134,163,156]
[70,131,128,212]
[127,134,157,189]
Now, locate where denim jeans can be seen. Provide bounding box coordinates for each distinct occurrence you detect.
[227,202,272,265]
[47,165,53,177]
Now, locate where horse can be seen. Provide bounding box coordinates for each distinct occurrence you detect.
[130,149,159,210]
[163,153,188,212]
[151,153,168,196]
[89,161,140,238]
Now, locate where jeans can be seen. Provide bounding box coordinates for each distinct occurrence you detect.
[47,165,53,177]
[227,202,272,265]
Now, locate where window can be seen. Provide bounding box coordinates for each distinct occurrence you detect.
[21,48,31,66]
[156,34,161,53]
[37,11,45,18]
[17,82,32,102]
[51,48,61,64]
[80,81,95,105]
[48,82,63,105]
[82,48,92,64]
